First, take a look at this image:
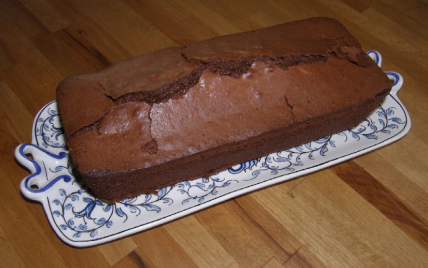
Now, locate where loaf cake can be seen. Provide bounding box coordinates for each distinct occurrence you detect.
[57,17,392,203]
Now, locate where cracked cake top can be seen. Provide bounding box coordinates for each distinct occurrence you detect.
[57,17,370,139]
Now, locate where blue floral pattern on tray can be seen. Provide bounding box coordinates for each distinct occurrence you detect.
[16,51,411,247]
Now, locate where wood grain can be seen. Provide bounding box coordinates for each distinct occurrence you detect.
[332,161,428,251]
[1,0,428,267]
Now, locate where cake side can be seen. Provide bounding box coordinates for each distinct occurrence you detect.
[81,88,389,203]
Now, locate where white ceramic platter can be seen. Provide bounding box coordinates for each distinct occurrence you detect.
[16,51,411,247]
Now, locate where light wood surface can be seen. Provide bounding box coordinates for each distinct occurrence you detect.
[1,0,428,267]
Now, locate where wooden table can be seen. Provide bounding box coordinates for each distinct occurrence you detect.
[1,0,428,267]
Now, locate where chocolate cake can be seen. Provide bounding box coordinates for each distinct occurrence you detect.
[57,17,392,203]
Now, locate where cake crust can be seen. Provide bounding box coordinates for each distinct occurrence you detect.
[57,17,392,202]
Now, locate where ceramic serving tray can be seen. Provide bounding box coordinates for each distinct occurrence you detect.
[16,51,411,247]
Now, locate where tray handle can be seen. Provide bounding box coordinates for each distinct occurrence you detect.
[16,143,72,201]
[367,50,382,67]
[385,72,404,95]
